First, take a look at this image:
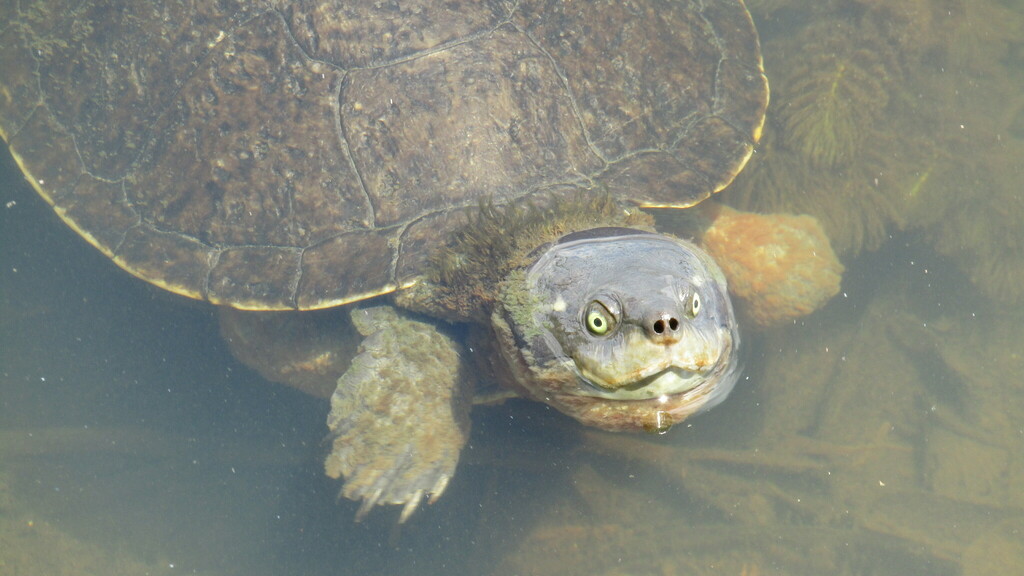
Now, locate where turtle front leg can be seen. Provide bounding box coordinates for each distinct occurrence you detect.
[324,305,472,522]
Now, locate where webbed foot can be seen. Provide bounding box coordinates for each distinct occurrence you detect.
[324,305,472,522]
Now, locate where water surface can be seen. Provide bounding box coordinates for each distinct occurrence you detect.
[3,2,1023,575]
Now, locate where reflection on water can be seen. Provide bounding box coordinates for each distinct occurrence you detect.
[2,1,1024,575]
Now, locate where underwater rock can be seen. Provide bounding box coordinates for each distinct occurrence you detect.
[702,204,843,329]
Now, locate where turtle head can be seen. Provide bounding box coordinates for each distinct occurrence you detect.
[493,228,741,433]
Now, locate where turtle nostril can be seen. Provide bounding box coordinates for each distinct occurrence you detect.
[650,316,680,337]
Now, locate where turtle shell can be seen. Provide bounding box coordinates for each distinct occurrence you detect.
[0,0,767,310]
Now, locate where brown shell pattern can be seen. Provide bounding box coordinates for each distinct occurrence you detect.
[0,0,766,310]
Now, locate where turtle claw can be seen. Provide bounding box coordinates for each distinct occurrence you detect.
[353,487,384,522]
[399,490,425,524]
[324,306,472,522]
[341,454,452,522]
[430,474,451,504]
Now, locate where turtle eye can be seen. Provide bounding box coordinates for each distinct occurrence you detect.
[688,292,701,318]
[584,301,617,336]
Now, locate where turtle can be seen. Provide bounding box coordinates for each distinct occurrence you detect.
[0,0,842,522]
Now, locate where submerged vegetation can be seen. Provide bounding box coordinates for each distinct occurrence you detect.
[894,0,1024,304]
[780,47,887,170]
[945,0,1024,72]
[912,146,1024,305]
[723,116,907,256]
[726,0,1024,306]
[722,16,909,256]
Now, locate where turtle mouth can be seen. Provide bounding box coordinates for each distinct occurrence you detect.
[580,366,709,400]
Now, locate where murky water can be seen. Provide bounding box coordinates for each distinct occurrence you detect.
[3,1,1023,575]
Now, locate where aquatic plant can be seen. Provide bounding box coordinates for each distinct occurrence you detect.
[721,15,917,256]
[722,118,906,256]
[945,0,1024,73]
[899,0,1024,306]
[917,156,1024,305]
[778,45,888,170]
